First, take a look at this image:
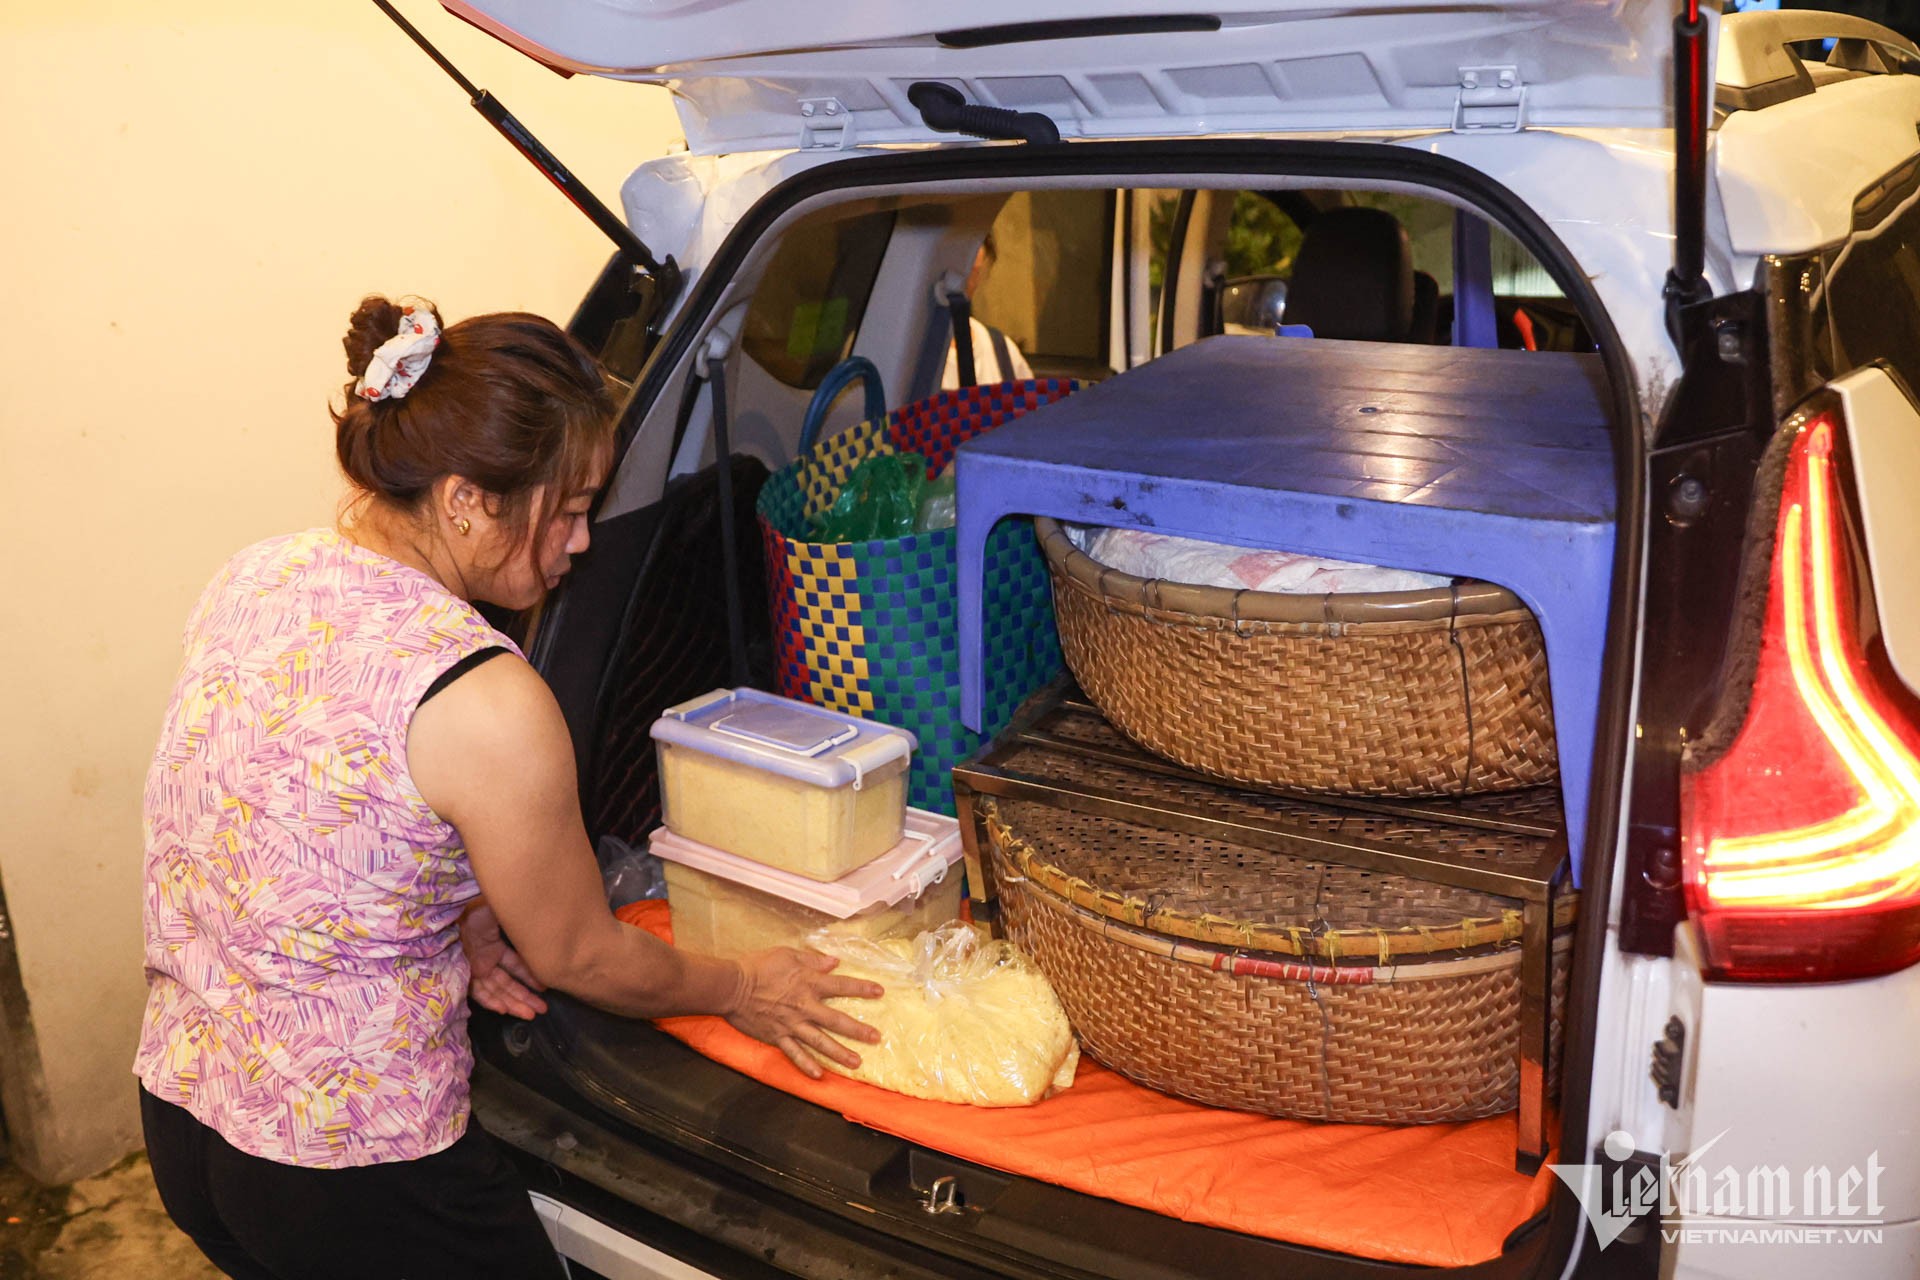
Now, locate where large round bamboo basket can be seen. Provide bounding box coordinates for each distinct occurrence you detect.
[983,793,1574,1124]
[1036,517,1557,796]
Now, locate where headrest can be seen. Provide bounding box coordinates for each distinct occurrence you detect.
[1281,207,1416,342]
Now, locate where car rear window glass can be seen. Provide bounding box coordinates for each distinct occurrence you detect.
[741,209,895,390]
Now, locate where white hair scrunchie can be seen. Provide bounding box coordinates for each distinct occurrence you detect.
[355,301,442,402]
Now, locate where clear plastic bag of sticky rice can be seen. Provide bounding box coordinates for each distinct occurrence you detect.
[812,923,1078,1106]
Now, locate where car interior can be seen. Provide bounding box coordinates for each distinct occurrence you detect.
[516,169,1624,1279]
[584,182,1595,512]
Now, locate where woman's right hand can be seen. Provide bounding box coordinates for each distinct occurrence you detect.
[726,948,883,1079]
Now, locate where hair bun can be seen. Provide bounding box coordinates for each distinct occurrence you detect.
[343,295,406,379]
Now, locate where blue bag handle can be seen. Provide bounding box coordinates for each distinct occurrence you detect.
[798,356,888,457]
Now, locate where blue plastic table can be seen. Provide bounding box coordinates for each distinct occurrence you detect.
[955,336,1615,869]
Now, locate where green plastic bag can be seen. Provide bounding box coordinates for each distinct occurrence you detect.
[809,452,929,542]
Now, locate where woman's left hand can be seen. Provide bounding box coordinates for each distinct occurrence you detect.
[459,899,549,1020]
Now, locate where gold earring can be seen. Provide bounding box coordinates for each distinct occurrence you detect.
[455,518,471,536]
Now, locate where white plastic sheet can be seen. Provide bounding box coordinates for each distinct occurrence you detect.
[1068,524,1448,594]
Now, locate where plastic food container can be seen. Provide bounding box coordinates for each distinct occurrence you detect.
[651,688,916,880]
[650,809,965,958]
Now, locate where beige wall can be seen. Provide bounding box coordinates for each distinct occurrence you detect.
[0,1,682,1183]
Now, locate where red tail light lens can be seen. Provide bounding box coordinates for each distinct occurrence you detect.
[1681,412,1920,982]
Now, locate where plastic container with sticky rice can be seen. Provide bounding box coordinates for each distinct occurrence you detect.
[652,689,916,880]
[649,808,965,958]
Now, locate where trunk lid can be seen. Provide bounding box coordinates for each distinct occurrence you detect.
[444,0,1680,154]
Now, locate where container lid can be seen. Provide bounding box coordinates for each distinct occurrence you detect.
[649,808,963,916]
[651,688,915,789]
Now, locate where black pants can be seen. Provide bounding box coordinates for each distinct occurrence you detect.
[140,1087,565,1280]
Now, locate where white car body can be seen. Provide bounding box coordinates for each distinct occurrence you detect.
[427,3,1920,1276]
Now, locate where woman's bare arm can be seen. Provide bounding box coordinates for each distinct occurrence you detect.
[409,654,880,1076]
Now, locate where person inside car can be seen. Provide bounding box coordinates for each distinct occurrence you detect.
[133,295,884,1280]
[941,232,1035,388]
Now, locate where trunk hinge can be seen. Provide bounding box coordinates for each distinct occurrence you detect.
[1452,66,1526,133]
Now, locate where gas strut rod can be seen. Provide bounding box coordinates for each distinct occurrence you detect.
[1664,0,1713,347]
[371,0,678,291]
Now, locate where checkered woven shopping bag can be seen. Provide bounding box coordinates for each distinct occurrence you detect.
[757,379,1076,813]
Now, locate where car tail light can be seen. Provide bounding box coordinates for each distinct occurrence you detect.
[1681,411,1920,982]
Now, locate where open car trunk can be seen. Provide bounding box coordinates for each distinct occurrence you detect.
[475,140,1642,1279]
[475,1000,1561,1280]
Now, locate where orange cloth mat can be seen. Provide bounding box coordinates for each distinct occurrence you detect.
[616,900,1554,1267]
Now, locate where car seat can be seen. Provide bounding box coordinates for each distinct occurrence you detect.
[1282,206,1439,343]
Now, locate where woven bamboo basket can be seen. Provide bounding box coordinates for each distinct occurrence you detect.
[979,777,1574,1124]
[1036,517,1557,796]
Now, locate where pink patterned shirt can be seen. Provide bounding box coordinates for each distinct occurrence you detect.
[135,529,519,1167]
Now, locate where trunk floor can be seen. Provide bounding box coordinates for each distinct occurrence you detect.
[616,900,1556,1268]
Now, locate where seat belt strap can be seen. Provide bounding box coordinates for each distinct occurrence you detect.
[946,292,978,387]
